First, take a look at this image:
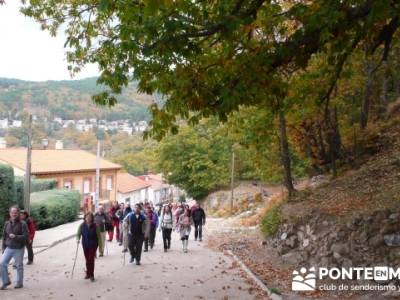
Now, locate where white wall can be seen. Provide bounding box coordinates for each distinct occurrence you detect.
[118,187,149,204]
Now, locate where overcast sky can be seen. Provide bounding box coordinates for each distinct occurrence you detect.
[0,1,99,82]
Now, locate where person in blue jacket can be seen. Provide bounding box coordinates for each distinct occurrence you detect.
[127,204,149,265]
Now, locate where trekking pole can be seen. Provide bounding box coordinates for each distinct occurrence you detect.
[71,242,79,279]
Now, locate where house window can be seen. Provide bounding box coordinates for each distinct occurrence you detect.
[63,179,73,189]
[106,176,113,191]
[83,178,91,194]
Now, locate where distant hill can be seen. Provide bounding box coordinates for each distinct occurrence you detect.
[0,77,154,121]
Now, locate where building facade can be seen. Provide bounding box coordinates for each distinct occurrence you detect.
[0,148,121,203]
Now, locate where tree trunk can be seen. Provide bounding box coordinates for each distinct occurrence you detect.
[378,60,389,119]
[327,107,341,177]
[360,60,374,130]
[278,108,295,197]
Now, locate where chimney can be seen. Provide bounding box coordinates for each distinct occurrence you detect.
[0,137,6,149]
[55,140,64,150]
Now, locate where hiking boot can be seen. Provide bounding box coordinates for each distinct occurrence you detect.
[14,284,23,289]
[0,282,11,290]
[136,261,141,266]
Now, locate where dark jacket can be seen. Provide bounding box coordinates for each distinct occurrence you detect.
[94,212,111,232]
[127,213,150,238]
[192,207,206,224]
[123,207,132,219]
[77,222,102,250]
[2,219,29,251]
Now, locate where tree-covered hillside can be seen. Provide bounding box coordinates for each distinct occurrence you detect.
[0,77,152,121]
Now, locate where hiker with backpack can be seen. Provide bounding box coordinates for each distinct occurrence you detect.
[20,211,36,265]
[76,212,102,282]
[192,203,206,241]
[144,206,158,252]
[176,207,193,253]
[94,205,111,257]
[159,204,174,252]
[0,206,29,290]
[127,204,150,265]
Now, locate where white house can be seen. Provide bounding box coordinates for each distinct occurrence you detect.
[0,119,8,129]
[11,120,22,128]
[54,117,63,124]
[138,173,172,205]
[117,173,151,204]
[63,120,76,128]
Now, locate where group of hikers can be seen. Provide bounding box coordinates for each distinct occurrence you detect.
[78,200,206,281]
[0,200,206,289]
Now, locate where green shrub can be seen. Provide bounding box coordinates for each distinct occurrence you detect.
[14,177,58,209]
[0,164,15,234]
[14,177,24,209]
[31,178,58,192]
[261,204,282,237]
[30,189,80,230]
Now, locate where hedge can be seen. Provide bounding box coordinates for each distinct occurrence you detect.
[30,189,80,230]
[14,177,58,209]
[0,164,15,234]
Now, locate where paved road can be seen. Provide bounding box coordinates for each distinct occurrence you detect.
[1,225,264,299]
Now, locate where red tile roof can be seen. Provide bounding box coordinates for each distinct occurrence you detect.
[117,173,151,194]
[0,148,121,175]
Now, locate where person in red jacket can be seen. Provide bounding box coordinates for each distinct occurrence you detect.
[108,201,120,242]
[20,211,36,265]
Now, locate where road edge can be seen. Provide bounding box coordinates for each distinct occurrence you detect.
[226,249,282,300]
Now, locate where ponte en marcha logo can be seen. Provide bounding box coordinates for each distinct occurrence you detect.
[292,266,400,292]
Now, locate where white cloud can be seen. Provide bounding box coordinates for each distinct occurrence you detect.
[0,1,99,81]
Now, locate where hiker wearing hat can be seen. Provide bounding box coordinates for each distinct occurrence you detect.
[19,211,36,265]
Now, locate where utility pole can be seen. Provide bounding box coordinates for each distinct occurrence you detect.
[230,148,235,215]
[24,114,32,213]
[95,139,101,212]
